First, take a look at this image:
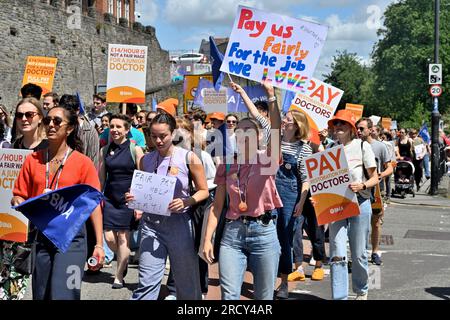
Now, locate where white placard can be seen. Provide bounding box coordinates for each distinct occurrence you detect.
[0,149,32,242]
[221,5,328,92]
[128,170,177,216]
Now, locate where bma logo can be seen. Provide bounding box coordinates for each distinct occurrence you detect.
[67,0,82,30]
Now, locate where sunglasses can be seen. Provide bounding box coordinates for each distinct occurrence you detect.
[227,120,237,124]
[137,116,145,120]
[357,127,367,131]
[42,116,65,126]
[15,111,38,120]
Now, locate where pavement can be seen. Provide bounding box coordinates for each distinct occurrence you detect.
[22,175,450,300]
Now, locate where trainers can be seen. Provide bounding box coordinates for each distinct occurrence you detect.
[371,253,383,265]
[311,268,324,281]
[164,294,177,300]
[275,282,289,299]
[355,293,368,300]
[112,279,124,289]
[287,269,306,282]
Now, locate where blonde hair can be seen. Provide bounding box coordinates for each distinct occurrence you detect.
[290,110,310,140]
[14,97,46,141]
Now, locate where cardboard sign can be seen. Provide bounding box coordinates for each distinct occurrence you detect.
[305,145,360,225]
[184,74,213,112]
[345,103,364,120]
[289,78,343,145]
[0,149,32,242]
[371,183,384,215]
[381,118,392,130]
[221,5,328,92]
[128,170,177,216]
[106,44,148,104]
[21,56,58,95]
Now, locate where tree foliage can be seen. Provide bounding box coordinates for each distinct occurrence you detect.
[324,0,450,129]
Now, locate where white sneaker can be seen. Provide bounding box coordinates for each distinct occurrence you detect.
[355,293,368,300]
[164,294,177,300]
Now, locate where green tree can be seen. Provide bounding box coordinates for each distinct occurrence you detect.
[323,51,372,110]
[371,0,450,128]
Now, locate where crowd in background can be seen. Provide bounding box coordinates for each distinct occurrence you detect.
[1,82,450,301]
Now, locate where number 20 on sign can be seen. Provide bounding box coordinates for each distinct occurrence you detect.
[430,85,442,97]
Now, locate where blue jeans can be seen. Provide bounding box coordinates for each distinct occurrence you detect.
[103,235,114,263]
[274,153,300,275]
[131,213,201,300]
[423,153,430,178]
[219,219,281,300]
[329,196,371,300]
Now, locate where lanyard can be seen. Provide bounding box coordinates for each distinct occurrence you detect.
[45,148,71,190]
[154,148,174,176]
[236,163,255,205]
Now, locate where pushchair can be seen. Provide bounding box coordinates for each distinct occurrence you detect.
[392,160,415,198]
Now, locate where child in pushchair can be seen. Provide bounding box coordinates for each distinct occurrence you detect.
[392,160,415,198]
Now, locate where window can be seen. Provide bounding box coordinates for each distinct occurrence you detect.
[108,0,114,14]
[125,0,130,23]
[117,0,122,22]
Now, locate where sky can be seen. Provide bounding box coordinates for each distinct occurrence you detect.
[136,0,395,78]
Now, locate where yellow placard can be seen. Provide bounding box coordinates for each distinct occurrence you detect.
[345,103,364,120]
[183,74,213,112]
[21,56,58,95]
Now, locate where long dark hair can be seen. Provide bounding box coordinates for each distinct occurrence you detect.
[53,107,83,152]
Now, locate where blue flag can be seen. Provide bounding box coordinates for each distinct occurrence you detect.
[76,92,85,115]
[209,36,224,92]
[152,97,157,112]
[13,184,104,253]
[282,90,296,113]
[419,123,431,144]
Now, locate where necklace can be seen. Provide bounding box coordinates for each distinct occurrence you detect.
[154,147,175,176]
[45,147,72,192]
[236,164,255,212]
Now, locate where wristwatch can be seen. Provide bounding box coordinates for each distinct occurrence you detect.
[362,183,367,190]
[268,96,277,102]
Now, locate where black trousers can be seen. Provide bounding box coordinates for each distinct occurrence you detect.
[32,226,87,300]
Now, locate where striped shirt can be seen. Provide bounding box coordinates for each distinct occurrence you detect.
[281,140,312,182]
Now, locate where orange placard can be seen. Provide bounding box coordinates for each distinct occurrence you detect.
[345,103,364,120]
[371,183,384,215]
[381,118,392,130]
[21,56,58,95]
[305,145,360,225]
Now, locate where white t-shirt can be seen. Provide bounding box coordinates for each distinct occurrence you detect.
[344,138,377,199]
[200,150,217,190]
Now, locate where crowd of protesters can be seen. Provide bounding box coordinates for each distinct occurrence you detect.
[1,81,450,301]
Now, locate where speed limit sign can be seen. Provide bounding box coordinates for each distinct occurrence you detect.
[430,84,442,97]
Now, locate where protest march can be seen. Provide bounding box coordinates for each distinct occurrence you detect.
[0,0,450,306]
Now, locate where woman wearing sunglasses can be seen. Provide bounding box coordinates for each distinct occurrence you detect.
[12,98,48,150]
[0,98,48,300]
[11,107,105,300]
[326,110,378,300]
[203,81,282,300]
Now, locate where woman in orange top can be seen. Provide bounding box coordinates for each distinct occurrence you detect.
[12,107,105,300]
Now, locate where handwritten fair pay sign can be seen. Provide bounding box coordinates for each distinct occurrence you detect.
[221,6,328,92]
[305,145,360,225]
[128,170,177,216]
[289,78,343,144]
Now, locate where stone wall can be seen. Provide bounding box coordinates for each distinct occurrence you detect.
[0,0,170,112]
